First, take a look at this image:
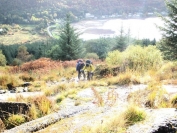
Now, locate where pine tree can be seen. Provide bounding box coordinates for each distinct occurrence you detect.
[113,26,128,52]
[158,0,177,60]
[59,13,83,61]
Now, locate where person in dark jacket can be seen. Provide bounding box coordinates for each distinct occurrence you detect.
[76,60,85,80]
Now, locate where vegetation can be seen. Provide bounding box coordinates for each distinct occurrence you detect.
[0,1,177,132]
[158,0,177,60]
[59,14,84,60]
[80,105,146,133]
[5,114,26,129]
[1,48,177,131]
[0,0,166,25]
[106,45,163,73]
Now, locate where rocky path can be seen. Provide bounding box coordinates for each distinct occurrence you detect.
[34,85,146,133]
[2,84,177,133]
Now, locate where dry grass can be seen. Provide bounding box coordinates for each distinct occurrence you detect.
[79,105,145,133]
[124,104,146,125]
[30,95,53,117]
[128,82,170,108]
[106,70,141,86]
[0,74,22,89]
[91,87,104,107]
[2,57,177,131]
[5,114,26,129]
[0,24,49,45]
[56,88,78,104]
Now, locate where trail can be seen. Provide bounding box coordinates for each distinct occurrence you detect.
[3,83,177,133]
[46,25,56,38]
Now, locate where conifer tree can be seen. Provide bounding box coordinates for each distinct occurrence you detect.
[158,0,177,60]
[113,26,128,52]
[59,13,83,61]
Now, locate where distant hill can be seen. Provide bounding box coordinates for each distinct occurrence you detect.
[0,0,166,25]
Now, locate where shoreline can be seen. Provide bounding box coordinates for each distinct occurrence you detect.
[72,17,163,41]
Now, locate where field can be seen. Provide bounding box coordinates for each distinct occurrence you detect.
[0,24,50,45]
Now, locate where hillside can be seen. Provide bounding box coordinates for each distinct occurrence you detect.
[0,0,166,25]
[1,58,177,133]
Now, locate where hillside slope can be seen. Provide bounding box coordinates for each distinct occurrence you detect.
[0,0,166,24]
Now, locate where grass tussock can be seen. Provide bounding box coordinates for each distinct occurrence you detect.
[0,74,22,89]
[56,88,78,104]
[28,95,54,117]
[5,114,26,129]
[79,105,145,133]
[124,105,146,125]
[91,87,104,107]
[19,73,35,82]
[107,70,141,86]
[128,82,170,108]
[8,95,55,119]
[170,94,177,108]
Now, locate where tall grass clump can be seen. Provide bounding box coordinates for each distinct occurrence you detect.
[146,82,169,108]
[124,105,146,125]
[5,114,26,129]
[155,61,174,81]
[0,74,21,89]
[79,105,145,133]
[28,95,53,118]
[107,70,141,85]
[128,82,169,108]
[169,94,177,108]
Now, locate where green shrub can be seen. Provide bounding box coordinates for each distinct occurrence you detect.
[105,50,123,66]
[12,58,22,66]
[124,45,163,72]
[106,45,163,73]
[85,53,99,60]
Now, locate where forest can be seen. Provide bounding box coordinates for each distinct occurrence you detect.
[0,0,166,25]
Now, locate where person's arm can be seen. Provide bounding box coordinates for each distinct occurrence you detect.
[81,66,85,71]
[90,64,94,72]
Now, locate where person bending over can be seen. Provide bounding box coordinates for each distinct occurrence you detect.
[81,60,94,80]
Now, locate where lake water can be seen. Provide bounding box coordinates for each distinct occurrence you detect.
[72,17,164,41]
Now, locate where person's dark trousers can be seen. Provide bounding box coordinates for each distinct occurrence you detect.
[78,70,85,80]
[87,72,93,80]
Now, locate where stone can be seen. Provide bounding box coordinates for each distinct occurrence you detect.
[0,90,6,94]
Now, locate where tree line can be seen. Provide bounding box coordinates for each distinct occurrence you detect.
[0,0,176,67]
[0,0,166,25]
[0,14,157,66]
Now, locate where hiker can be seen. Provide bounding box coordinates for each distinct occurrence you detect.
[81,60,94,80]
[76,59,85,80]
